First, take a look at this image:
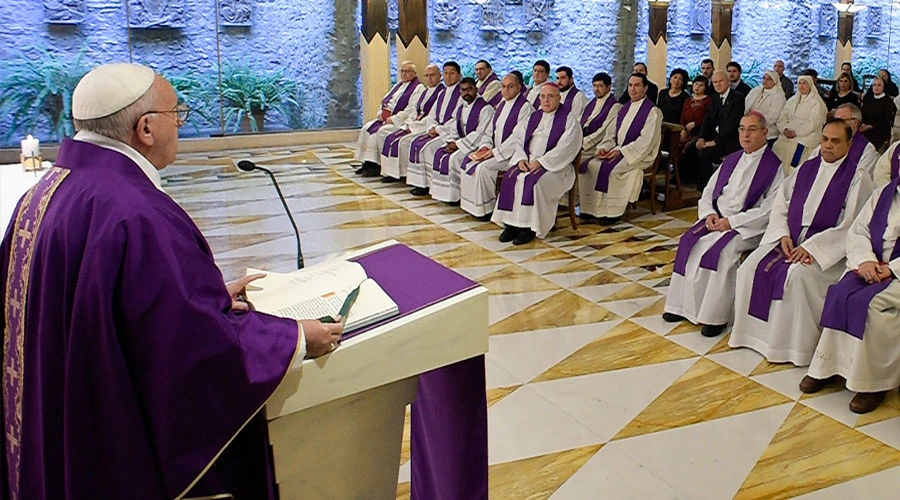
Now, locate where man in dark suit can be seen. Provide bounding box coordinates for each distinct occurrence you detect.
[618,61,658,104]
[726,61,752,97]
[692,69,745,189]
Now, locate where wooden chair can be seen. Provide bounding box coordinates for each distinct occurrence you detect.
[624,129,666,221]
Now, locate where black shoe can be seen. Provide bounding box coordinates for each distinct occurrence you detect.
[361,167,381,178]
[700,323,727,337]
[662,312,685,323]
[579,213,597,221]
[477,213,493,222]
[410,187,430,196]
[513,229,536,246]
[355,161,377,176]
[381,176,400,183]
[447,201,460,207]
[599,216,622,226]
[499,226,520,243]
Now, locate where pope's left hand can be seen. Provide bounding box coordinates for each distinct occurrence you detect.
[227,273,266,312]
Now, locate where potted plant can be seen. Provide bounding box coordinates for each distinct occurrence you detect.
[220,60,300,133]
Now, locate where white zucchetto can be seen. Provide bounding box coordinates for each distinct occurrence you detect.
[72,63,156,120]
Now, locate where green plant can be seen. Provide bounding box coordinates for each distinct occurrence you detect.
[167,71,217,134]
[0,47,89,142]
[852,58,888,89]
[741,60,766,88]
[219,60,301,133]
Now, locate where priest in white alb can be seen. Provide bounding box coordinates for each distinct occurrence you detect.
[491,83,582,245]
[459,73,533,220]
[429,77,495,204]
[577,72,661,224]
[581,72,620,155]
[474,59,502,107]
[527,60,551,109]
[354,61,423,177]
[556,66,588,118]
[872,139,900,186]
[729,119,874,365]
[806,104,879,179]
[379,64,445,182]
[663,112,785,337]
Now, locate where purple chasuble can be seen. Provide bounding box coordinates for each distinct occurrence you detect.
[464,94,528,176]
[590,98,655,192]
[673,148,782,275]
[367,78,420,133]
[380,84,445,159]
[0,138,300,499]
[821,179,900,339]
[433,98,489,176]
[747,155,858,321]
[478,73,502,107]
[496,106,571,211]
[581,95,616,137]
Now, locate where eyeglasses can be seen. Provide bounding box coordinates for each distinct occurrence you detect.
[133,103,191,130]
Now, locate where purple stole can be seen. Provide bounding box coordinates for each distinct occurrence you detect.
[532,85,543,109]
[588,98,655,192]
[747,155,858,321]
[581,96,616,137]
[496,106,570,211]
[561,86,580,111]
[409,85,462,164]
[520,84,530,97]
[367,78,420,133]
[821,179,900,339]
[380,84,444,159]
[464,94,527,176]
[847,132,870,166]
[433,98,488,176]
[673,148,782,276]
[478,73,502,107]
[892,143,900,182]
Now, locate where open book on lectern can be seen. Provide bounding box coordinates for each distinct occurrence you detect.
[244,260,399,334]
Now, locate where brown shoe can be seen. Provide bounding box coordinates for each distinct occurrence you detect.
[849,391,887,414]
[799,375,827,394]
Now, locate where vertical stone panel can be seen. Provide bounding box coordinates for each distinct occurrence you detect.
[397,0,429,74]
[647,1,669,86]
[360,0,390,121]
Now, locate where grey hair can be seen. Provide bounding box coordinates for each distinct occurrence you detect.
[835,102,862,122]
[73,81,160,143]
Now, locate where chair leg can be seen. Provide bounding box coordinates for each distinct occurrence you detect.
[568,188,578,229]
[649,174,656,215]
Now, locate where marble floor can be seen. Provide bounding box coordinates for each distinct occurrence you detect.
[166,143,900,500]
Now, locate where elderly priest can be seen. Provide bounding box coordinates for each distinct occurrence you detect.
[577,72,662,224]
[729,119,873,364]
[429,77,495,204]
[355,61,423,177]
[0,63,343,499]
[664,112,785,337]
[460,73,532,219]
[803,175,900,413]
[492,82,582,245]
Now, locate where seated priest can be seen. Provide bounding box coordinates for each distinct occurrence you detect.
[772,75,826,171]
[429,77,495,204]
[0,63,343,498]
[618,62,659,104]
[744,70,786,145]
[664,112,785,337]
[729,118,874,363]
[806,103,879,178]
[403,61,463,196]
[475,59,502,107]
[684,70,745,189]
[460,73,533,220]
[379,63,445,182]
[577,72,662,224]
[528,59,552,109]
[355,61,423,177]
[803,175,900,414]
[492,82,583,245]
[581,72,620,155]
[873,139,900,186]
[557,66,589,118]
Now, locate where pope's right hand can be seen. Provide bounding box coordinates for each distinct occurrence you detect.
[299,319,344,358]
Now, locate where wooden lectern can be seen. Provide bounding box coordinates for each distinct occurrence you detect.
[261,242,489,499]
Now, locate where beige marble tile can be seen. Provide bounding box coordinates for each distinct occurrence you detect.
[614,249,678,269]
[431,242,511,268]
[856,390,900,428]
[489,290,619,335]
[573,269,631,287]
[598,282,661,302]
[576,229,642,247]
[534,321,696,382]
[479,265,563,295]
[735,404,900,499]
[309,197,401,212]
[520,248,575,262]
[614,358,792,440]
[749,359,799,377]
[393,226,469,245]
[591,240,665,258]
[543,259,603,275]
[631,297,667,318]
[488,385,521,408]
[336,210,431,228]
[329,184,374,196]
[488,445,603,500]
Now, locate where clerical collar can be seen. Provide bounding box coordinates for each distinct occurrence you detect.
[74,130,164,191]
[630,96,646,105]
[479,72,494,84]
[822,153,849,168]
[743,146,766,160]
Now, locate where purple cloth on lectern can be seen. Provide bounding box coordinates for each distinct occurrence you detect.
[593,98,654,191]
[673,148,782,275]
[367,78,421,134]
[349,244,487,500]
[748,155,857,321]
[496,106,570,211]
[432,98,489,175]
[581,96,616,137]
[821,179,900,338]
[0,138,299,499]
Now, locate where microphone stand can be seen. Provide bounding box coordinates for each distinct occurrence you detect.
[240,163,304,269]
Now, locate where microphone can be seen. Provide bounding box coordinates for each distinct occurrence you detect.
[236,160,304,269]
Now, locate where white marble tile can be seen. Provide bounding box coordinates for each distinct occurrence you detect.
[517,260,571,276]
[570,283,629,303]
[666,331,721,355]
[608,403,795,500]
[453,264,509,282]
[543,271,603,289]
[550,446,689,500]
[487,385,603,465]
[531,358,698,442]
[489,291,559,325]
[397,461,411,483]
[599,297,661,319]
[630,315,680,336]
[496,248,557,263]
[800,390,860,427]
[654,218,695,230]
[859,417,900,450]
[750,366,808,401]
[706,348,765,376]
[408,242,467,257]
[485,357,524,389]
[793,465,900,499]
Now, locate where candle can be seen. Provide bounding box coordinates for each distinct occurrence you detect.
[21,135,40,158]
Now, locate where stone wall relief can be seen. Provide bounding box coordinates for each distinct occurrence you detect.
[434,0,460,31]
[43,0,85,24]
[480,0,504,31]
[129,0,186,29]
[219,0,251,27]
[817,1,836,39]
[388,0,399,32]
[523,0,552,32]
[866,5,882,39]
[689,0,710,35]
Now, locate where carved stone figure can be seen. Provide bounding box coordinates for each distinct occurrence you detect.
[43,0,85,24]
[689,0,710,35]
[434,0,459,31]
[129,0,186,29]
[866,6,883,39]
[219,0,252,26]
[481,0,504,30]
[818,1,837,39]
[524,0,552,32]
[388,0,399,32]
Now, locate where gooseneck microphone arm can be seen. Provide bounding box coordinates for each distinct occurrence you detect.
[236,160,304,269]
